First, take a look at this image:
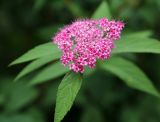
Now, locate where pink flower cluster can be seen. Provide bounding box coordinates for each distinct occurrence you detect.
[53,18,124,73]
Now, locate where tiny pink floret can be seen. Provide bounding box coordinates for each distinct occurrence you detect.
[52,18,124,73]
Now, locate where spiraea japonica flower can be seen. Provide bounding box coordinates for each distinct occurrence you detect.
[52,18,124,73]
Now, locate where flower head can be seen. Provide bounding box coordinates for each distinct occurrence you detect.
[52,18,124,73]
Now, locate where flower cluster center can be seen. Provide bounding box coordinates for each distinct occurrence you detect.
[53,18,124,73]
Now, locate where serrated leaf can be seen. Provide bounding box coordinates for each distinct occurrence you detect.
[92,1,111,19]
[101,57,159,97]
[10,42,60,66]
[54,71,82,122]
[113,37,160,54]
[15,54,60,81]
[29,61,69,85]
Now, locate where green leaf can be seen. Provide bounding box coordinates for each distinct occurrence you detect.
[15,54,60,81]
[5,81,38,112]
[101,57,159,97]
[54,71,82,122]
[0,111,44,122]
[29,61,69,85]
[123,30,153,38]
[10,42,60,66]
[66,2,84,17]
[113,37,160,54]
[83,67,96,77]
[92,1,111,19]
[33,0,45,12]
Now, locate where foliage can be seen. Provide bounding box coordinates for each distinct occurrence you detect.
[1,0,160,122]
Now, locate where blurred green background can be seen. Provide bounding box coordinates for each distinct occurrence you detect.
[1,0,160,122]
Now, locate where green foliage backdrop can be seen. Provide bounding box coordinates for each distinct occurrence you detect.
[1,0,160,122]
